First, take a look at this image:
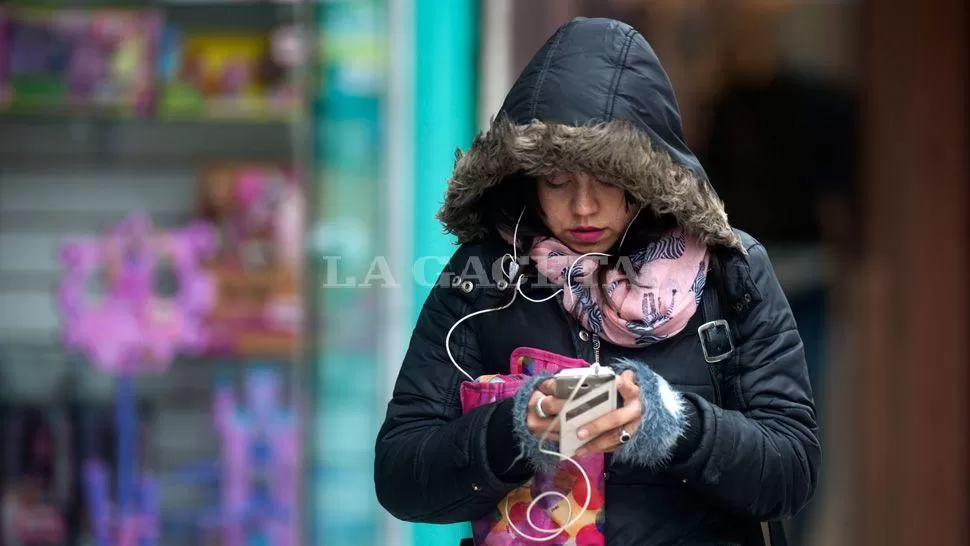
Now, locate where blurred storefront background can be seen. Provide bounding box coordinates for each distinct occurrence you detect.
[0,1,965,546]
[0,2,316,546]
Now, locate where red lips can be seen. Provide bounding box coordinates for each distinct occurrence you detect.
[569,226,606,243]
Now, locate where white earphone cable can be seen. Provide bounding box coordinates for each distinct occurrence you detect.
[444,205,639,540]
[444,261,596,541]
[501,363,596,541]
[616,204,644,254]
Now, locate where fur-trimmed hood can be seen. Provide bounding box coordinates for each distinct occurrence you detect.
[437,17,740,251]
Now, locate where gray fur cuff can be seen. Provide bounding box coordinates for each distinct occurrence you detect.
[611,358,688,468]
[511,372,559,473]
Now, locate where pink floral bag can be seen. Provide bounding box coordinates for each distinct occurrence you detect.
[459,347,607,546]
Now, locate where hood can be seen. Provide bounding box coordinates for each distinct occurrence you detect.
[437,17,740,250]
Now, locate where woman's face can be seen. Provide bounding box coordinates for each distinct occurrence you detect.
[536,172,636,253]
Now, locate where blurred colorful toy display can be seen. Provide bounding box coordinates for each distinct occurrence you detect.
[0,5,303,121]
[57,213,217,546]
[157,25,302,121]
[0,7,161,116]
[197,163,304,357]
[167,367,299,546]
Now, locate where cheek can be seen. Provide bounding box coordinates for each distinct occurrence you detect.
[536,188,568,226]
[603,189,632,220]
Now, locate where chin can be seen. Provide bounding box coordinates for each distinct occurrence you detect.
[562,239,615,254]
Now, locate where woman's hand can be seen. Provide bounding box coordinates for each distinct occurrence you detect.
[526,379,565,442]
[573,370,642,456]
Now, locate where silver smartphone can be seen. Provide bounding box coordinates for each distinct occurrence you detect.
[554,372,616,399]
[554,367,618,458]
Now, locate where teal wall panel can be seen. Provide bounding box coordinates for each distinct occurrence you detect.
[410,1,478,545]
[411,0,477,314]
[314,1,388,545]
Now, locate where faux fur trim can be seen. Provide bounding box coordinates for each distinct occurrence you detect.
[511,372,560,473]
[437,118,741,250]
[611,358,688,468]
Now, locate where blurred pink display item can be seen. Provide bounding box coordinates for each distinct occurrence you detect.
[57,212,216,546]
[213,367,299,546]
[198,163,302,357]
[57,212,217,373]
[233,166,303,271]
[165,368,300,545]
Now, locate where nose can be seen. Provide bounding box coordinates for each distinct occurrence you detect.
[572,175,598,217]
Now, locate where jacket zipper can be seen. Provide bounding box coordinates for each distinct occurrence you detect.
[550,293,599,365]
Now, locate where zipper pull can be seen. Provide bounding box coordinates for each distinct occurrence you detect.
[592,335,601,366]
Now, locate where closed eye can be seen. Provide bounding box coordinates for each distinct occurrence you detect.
[542,173,572,189]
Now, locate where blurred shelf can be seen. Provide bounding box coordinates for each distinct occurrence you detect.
[0,154,295,170]
[2,0,307,5]
[0,160,297,172]
[0,111,302,126]
[0,116,298,168]
[0,336,298,403]
[154,2,302,30]
[0,270,57,291]
[0,1,304,27]
[0,336,299,362]
[0,209,188,232]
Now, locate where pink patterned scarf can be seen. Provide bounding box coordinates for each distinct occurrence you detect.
[529,228,710,348]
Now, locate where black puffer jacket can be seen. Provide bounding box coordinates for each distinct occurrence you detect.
[375,17,819,546]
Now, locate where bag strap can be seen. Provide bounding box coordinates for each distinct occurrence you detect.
[699,260,789,546]
[701,280,726,340]
[699,280,736,371]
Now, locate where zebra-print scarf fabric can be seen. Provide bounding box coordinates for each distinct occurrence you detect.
[529,228,710,348]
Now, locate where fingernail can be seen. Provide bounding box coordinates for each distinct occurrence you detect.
[577,429,588,440]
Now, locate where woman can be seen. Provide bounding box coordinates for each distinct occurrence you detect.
[375,17,819,546]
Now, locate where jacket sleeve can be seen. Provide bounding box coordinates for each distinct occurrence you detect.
[664,242,821,520]
[374,254,529,523]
